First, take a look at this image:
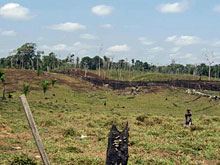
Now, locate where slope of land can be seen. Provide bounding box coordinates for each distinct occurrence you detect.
[0,69,220,164]
[91,69,217,82]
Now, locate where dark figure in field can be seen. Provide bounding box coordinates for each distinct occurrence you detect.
[106,122,129,165]
[185,109,193,127]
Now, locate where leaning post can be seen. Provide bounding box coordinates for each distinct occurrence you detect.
[20,94,50,165]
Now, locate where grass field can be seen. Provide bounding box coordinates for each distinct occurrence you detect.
[91,69,217,82]
[0,69,220,164]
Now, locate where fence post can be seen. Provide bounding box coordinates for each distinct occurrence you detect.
[20,94,50,165]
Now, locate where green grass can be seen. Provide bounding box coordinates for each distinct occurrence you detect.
[0,70,220,164]
[91,69,217,82]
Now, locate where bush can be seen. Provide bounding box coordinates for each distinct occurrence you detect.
[190,125,204,131]
[51,79,57,87]
[23,83,30,96]
[70,156,103,165]
[42,80,50,96]
[63,128,77,137]
[136,115,148,122]
[10,153,37,165]
[66,146,83,153]
[0,70,5,78]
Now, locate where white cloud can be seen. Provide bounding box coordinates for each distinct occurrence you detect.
[72,42,90,49]
[0,3,32,20]
[213,40,220,47]
[157,1,189,13]
[148,47,164,53]
[170,53,196,61]
[107,44,130,52]
[91,5,113,16]
[171,47,181,53]
[166,35,201,46]
[37,36,44,41]
[166,35,177,42]
[80,33,97,40]
[40,44,69,51]
[52,44,68,51]
[138,37,155,46]
[0,30,16,36]
[40,42,96,56]
[180,53,192,59]
[48,22,86,32]
[213,5,220,13]
[101,24,113,29]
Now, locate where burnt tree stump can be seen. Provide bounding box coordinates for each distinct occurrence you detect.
[106,122,129,165]
[185,109,193,127]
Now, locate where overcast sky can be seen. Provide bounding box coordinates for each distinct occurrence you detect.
[1,0,220,65]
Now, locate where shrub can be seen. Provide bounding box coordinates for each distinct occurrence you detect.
[42,80,50,97]
[10,153,37,165]
[51,79,57,87]
[136,115,148,122]
[23,83,30,96]
[66,146,83,153]
[63,128,77,137]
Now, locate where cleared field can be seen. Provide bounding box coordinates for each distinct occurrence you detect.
[0,69,220,164]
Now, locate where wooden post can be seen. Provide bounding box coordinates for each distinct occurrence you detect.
[106,122,129,165]
[20,94,50,165]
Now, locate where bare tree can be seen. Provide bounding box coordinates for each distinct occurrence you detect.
[204,52,215,81]
[98,44,103,77]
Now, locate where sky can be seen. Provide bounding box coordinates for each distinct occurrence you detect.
[1,0,220,65]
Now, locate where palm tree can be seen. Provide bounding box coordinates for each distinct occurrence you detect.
[42,80,50,97]
[51,79,57,87]
[23,83,30,96]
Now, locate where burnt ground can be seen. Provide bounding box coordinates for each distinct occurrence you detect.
[56,70,220,91]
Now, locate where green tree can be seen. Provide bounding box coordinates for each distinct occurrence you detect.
[42,52,58,71]
[16,43,37,69]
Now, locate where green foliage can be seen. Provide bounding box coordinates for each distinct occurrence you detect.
[136,114,148,122]
[0,69,5,78]
[66,146,83,153]
[42,80,50,96]
[51,79,57,87]
[63,128,77,137]
[8,92,13,98]
[0,70,6,83]
[10,153,37,165]
[23,83,30,96]
[70,156,103,165]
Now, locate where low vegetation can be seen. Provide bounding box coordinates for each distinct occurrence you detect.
[0,69,220,164]
[91,69,215,81]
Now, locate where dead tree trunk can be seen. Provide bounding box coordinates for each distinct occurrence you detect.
[2,83,6,100]
[106,122,129,165]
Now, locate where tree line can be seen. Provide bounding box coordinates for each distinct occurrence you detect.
[0,43,220,79]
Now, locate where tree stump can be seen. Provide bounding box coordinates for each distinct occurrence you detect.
[106,122,129,165]
[185,109,193,127]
